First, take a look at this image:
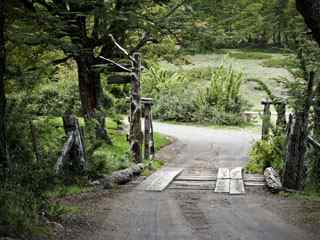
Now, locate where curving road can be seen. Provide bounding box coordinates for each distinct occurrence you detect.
[64,123,320,240]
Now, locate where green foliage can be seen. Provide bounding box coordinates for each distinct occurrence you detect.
[246,135,285,174]
[142,64,248,125]
[0,161,55,237]
[142,64,198,122]
[262,56,297,69]
[196,65,245,113]
[154,133,171,151]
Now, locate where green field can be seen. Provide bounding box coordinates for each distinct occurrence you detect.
[160,49,294,113]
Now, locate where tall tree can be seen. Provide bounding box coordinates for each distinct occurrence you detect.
[296,0,320,45]
[0,0,7,170]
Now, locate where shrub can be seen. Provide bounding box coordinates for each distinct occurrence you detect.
[246,135,285,174]
[142,64,248,125]
[196,65,245,113]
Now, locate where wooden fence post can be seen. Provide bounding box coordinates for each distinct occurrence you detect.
[55,114,86,175]
[261,100,272,140]
[129,53,142,163]
[274,101,287,132]
[142,98,153,160]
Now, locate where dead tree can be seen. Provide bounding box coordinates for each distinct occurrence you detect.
[142,98,154,160]
[55,114,86,175]
[129,53,143,163]
[261,100,272,140]
[96,35,143,163]
[283,72,316,190]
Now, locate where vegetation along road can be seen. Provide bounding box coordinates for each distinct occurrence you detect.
[61,123,320,240]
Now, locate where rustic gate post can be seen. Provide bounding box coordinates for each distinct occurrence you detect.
[274,101,287,132]
[261,100,272,140]
[55,114,86,175]
[142,98,153,160]
[129,53,142,163]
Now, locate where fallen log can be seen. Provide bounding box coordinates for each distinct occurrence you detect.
[102,163,145,188]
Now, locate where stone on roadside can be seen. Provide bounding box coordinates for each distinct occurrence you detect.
[101,175,114,189]
[264,167,282,192]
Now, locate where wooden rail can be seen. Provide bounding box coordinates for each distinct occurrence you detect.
[307,136,320,149]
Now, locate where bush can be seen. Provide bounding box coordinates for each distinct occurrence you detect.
[142,64,248,125]
[196,65,245,113]
[246,135,285,174]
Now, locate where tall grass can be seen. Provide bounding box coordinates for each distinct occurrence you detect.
[196,65,244,113]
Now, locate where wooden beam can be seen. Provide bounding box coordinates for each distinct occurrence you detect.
[92,64,132,73]
[108,75,131,84]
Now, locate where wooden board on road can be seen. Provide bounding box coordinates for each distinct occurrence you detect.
[217,168,230,179]
[175,175,217,181]
[214,179,230,193]
[243,174,265,182]
[230,167,243,179]
[169,181,216,190]
[137,167,183,192]
[230,179,245,194]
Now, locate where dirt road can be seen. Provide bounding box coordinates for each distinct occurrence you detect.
[62,123,320,240]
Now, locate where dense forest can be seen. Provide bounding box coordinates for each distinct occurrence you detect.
[1,0,320,239]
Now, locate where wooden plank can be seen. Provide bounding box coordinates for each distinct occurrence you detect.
[172,181,216,186]
[214,179,230,193]
[244,181,266,186]
[108,75,131,84]
[138,167,183,192]
[243,174,265,182]
[92,64,132,73]
[230,167,243,179]
[169,182,215,190]
[217,168,230,179]
[175,175,217,181]
[230,179,245,194]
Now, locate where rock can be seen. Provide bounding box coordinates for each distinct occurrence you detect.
[48,221,64,234]
[131,163,145,175]
[264,167,282,192]
[89,180,101,186]
[101,176,114,189]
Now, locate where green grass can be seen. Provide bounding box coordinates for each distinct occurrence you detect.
[160,48,292,112]
[154,132,172,150]
[228,51,273,60]
[46,184,93,198]
[262,56,297,69]
[281,186,320,201]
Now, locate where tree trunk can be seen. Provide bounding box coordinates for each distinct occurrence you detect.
[314,84,320,139]
[283,72,315,190]
[0,0,7,170]
[129,53,142,163]
[283,112,309,190]
[75,54,112,144]
[296,0,320,45]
